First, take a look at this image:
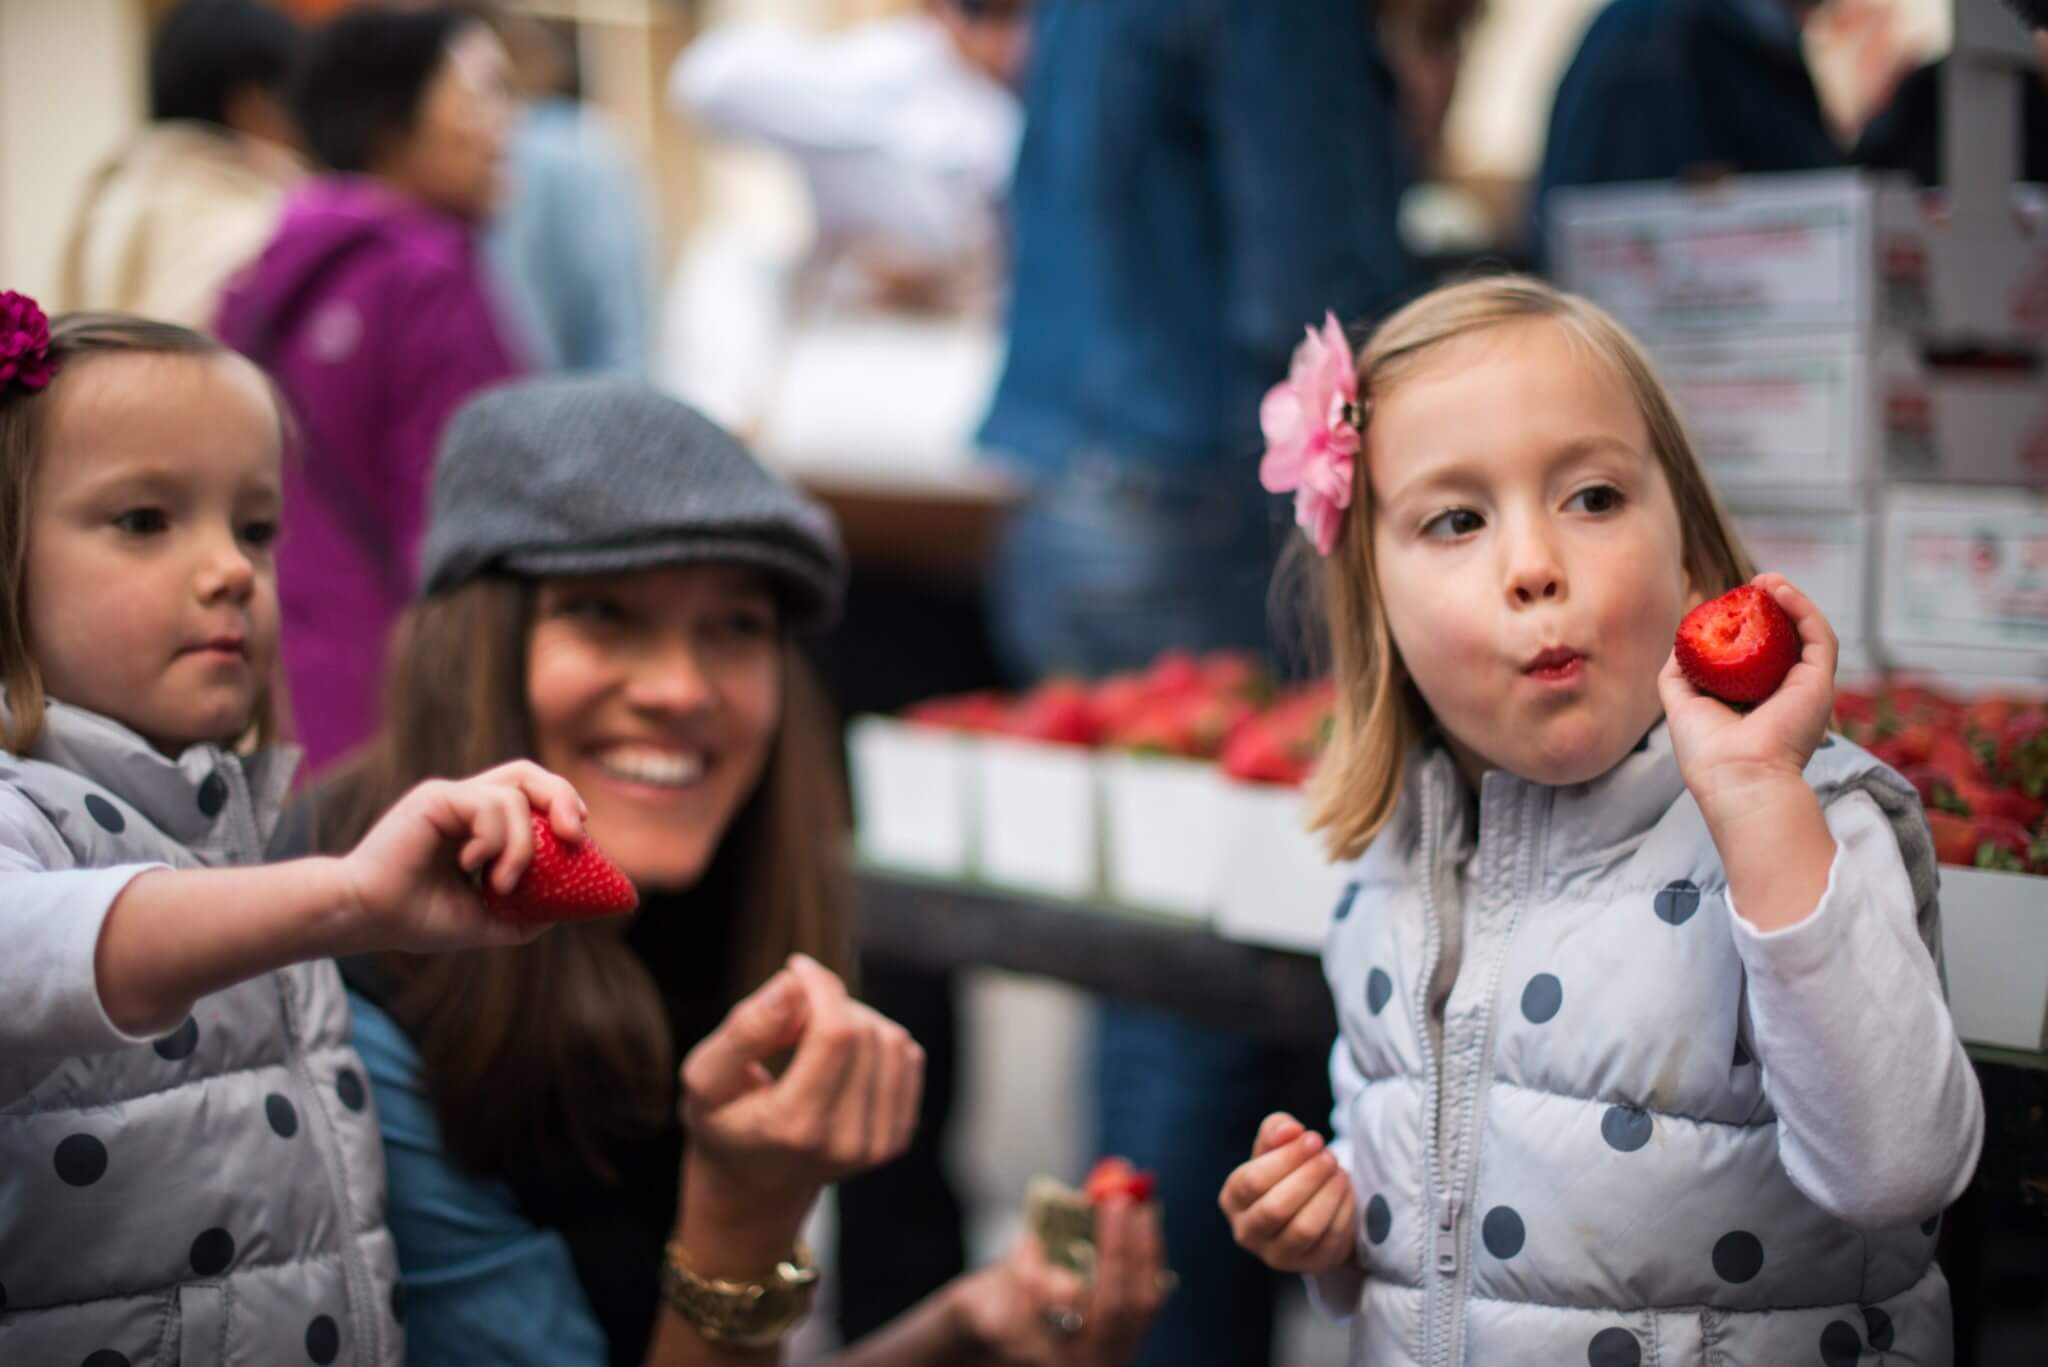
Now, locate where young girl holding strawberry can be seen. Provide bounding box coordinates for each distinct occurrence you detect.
[0,297,588,1366]
[1219,277,1983,1365]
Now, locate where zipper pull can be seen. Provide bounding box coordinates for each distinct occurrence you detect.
[1435,1193,1461,1274]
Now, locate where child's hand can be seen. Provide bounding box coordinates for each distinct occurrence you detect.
[1660,574,1837,824]
[337,761,588,953]
[1219,1112,1357,1274]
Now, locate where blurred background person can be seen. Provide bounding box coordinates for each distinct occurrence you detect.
[217,3,526,776]
[975,2,1423,1364]
[58,0,305,329]
[1528,0,1849,268]
[486,6,655,374]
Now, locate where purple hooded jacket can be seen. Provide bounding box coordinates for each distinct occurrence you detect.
[218,178,525,774]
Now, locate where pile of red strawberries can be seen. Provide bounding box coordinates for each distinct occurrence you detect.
[902,651,1336,787]
[1835,685,2048,875]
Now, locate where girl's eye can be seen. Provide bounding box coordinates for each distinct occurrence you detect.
[1568,484,1625,515]
[241,520,279,548]
[1421,508,1485,539]
[113,508,168,536]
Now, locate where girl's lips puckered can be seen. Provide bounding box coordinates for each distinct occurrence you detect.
[1524,647,1586,683]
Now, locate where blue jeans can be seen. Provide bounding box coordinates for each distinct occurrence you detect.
[988,459,1331,1367]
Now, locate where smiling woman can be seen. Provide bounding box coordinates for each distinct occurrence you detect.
[309,376,1169,1367]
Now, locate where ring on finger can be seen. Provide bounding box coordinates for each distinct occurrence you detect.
[1040,1306,1086,1337]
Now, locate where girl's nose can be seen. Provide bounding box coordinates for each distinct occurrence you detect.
[1505,532,1567,606]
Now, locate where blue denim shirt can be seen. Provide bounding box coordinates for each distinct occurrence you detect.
[978,0,1422,476]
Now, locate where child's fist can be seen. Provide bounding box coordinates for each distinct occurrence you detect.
[1218,1112,1357,1274]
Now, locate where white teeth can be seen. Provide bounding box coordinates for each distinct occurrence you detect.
[596,747,706,788]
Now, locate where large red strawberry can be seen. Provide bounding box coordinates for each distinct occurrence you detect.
[1954,781,2047,830]
[904,691,1010,733]
[1083,1156,1157,1205]
[1007,678,1099,746]
[484,813,639,925]
[1674,586,1801,705]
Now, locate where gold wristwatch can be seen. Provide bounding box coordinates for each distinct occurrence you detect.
[660,1240,820,1349]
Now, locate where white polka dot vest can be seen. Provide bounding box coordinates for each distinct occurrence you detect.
[1320,725,1957,1366]
[0,702,403,1367]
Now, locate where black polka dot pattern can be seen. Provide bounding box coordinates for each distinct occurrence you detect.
[1712,1231,1764,1284]
[54,1134,109,1187]
[1819,1320,1862,1366]
[197,770,228,818]
[1653,880,1700,927]
[153,1016,199,1061]
[267,1093,300,1138]
[189,1227,235,1277]
[306,1314,340,1364]
[1863,1306,1895,1351]
[1481,1206,1525,1260]
[335,1069,366,1113]
[1632,731,1653,755]
[392,1280,407,1323]
[1333,882,1361,921]
[1587,1327,1642,1367]
[84,793,125,833]
[1366,968,1394,1015]
[1601,1105,1652,1153]
[1521,974,1563,1024]
[1365,1194,1391,1245]
[82,1353,130,1367]
[1819,735,1837,750]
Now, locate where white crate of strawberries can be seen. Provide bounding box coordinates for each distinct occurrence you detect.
[1832,682,2048,1052]
[849,652,1345,942]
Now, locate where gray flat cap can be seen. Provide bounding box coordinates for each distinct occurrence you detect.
[419,376,845,624]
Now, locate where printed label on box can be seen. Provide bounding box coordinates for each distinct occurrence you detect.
[1881,495,2048,651]
[1663,347,1861,487]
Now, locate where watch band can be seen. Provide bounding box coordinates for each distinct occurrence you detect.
[660,1239,821,1350]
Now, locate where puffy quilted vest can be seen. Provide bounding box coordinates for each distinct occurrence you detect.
[0,702,402,1367]
[1325,726,1954,1365]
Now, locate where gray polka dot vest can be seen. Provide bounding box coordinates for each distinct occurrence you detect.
[0,702,403,1367]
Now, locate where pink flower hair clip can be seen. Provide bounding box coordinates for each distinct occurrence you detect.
[1258,311,1364,556]
[0,291,56,399]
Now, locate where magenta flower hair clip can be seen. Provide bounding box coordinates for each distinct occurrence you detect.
[1258,311,1363,556]
[0,291,56,399]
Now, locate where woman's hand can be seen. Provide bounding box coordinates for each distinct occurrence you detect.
[1660,574,1838,826]
[950,1201,1170,1366]
[676,955,925,1270]
[336,760,587,954]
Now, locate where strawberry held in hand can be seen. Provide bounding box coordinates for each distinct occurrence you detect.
[1674,585,1801,705]
[1083,1156,1157,1204]
[484,813,638,925]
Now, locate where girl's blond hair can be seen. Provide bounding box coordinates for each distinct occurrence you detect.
[1307,276,1754,861]
[0,312,281,754]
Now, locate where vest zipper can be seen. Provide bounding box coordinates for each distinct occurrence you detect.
[1435,1190,1461,1275]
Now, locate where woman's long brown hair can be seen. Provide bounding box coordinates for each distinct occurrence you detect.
[318,577,852,1180]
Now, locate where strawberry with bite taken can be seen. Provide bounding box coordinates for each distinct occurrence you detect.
[1674,585,1801,705]
[483,813,638,925]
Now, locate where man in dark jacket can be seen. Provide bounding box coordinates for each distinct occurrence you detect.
[1530,0,1845,269]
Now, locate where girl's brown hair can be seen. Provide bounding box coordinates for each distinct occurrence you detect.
[1307,276,1755,861]
[317,577,852,1180]
[1,311,282,754]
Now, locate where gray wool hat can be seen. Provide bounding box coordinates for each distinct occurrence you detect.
[419,376,846,624]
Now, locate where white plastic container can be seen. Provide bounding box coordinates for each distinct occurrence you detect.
[1940,866,2048,1052]
[847,716,976,878]
[974,737,1102,901]
[1101,753,1225,922]
[1212,782,1351,953]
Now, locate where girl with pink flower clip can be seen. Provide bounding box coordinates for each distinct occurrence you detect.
[0,296,596,1365]
[1229,276,1980,1366]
